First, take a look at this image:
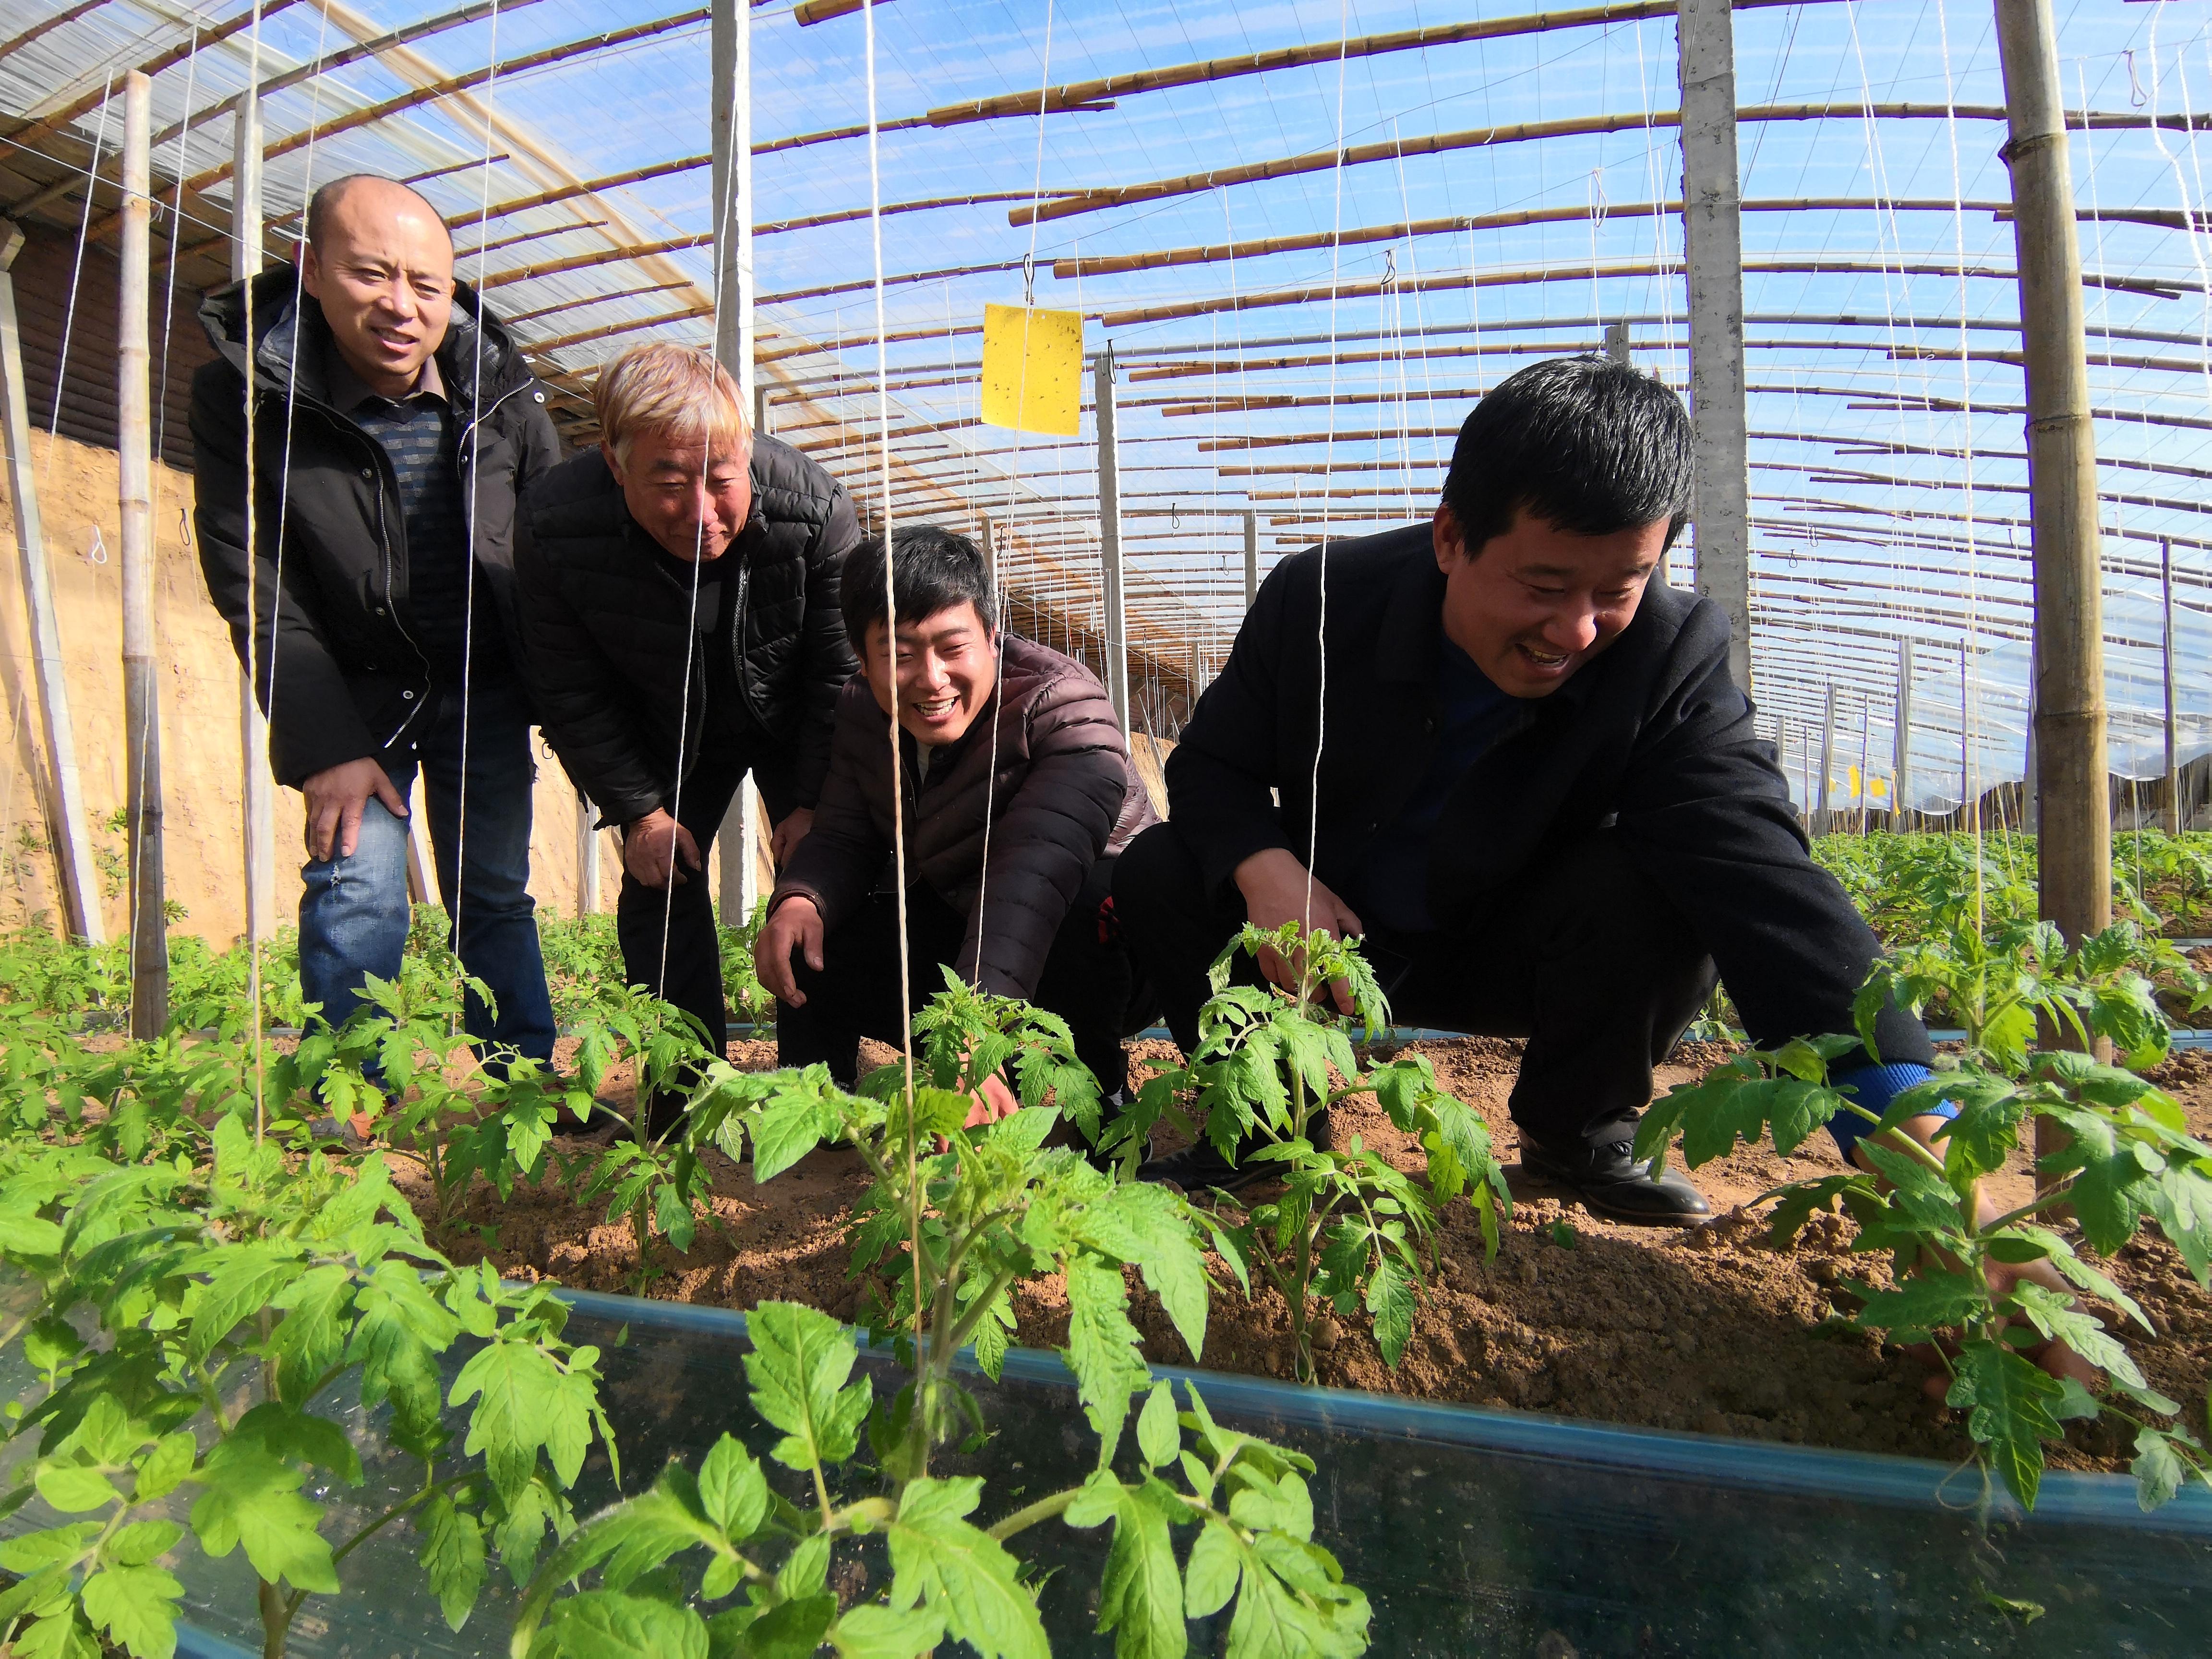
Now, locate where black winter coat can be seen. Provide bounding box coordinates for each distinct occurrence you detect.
[1169,524,1932,1066]
[190,270,559,786]
[773,637,1156,998]
[514,443,859,826]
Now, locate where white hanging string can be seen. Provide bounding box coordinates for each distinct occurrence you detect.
[39,71,115,507]
[240,2,266,1130]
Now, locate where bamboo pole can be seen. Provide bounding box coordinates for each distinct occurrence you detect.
[1816,681,1837,831]
[1857,695,1874,834]
[0,222,103,942]
[232,82,277,951]
[1243,510,1259,608]
[1996,0,2110,974]
[2163,537,2179,835]
[0,0,108,66]
[1096,349,1130,731]
[1009,101,2210,227]
[1891,639,1913,833]
[118,73,165,1036]
[712,0,762,929]
[576,797,600,917]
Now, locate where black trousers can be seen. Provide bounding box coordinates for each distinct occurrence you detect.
[775,857,1148,1095]
[1111,823,1718,1153]
[615,745,760,1060]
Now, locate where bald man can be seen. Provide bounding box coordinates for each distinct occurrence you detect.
[192,173,562,1070]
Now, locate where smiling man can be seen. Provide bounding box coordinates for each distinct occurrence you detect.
[757,526,1156,1114]
[517,343,857,1126]
[193,172,560,1070]
[1114,355,1937,1220]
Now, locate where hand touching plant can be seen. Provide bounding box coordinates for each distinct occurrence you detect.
[1103,924,1510,1385]
[517,979,1373,1657]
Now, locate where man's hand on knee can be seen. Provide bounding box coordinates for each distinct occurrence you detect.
[755,895,824,1006]
[624,808,701,890]
[303,757,408,862]
[1233,846,1366,1017]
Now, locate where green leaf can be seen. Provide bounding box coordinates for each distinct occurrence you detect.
[547,1590,709,1659]
[1850,1270,1990,1340]
[2146,1162,2212,1287]
[743,1301,872,1476]
[230,1402,363,1487]
[1184,1517,1239,1619]
[0,1524,100,1574]
[748,1593,838,1659]
[1063,1255,1150,1455]
[266,1263,355,1406]
[2002,1284,2145,1389]
[34,1464,120,1514]
[1947,1340,2065,1510]
[419,1494,488,1631]
[1137,1382,1181,1471]
[912,1087,974,1139]
[452,1337,592,1502]
[1365,1252,1416,1370]
[750,1082,844,1182]
[778,1531,831,1601]
[80,1564,182,1659]
[103,1521,183,1569]
[1096,1480,1187,1659]
[185,1244,305,1364]
[830,1604,949,1659]
[886,1476,1048,1659]
[2132,1426,2191,1512]
[132,1433,196,1504]
[697,1435,769,1541]
[189,1441,337,1593]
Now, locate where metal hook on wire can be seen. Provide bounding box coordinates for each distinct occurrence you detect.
[2124,48,2147,108]
[1380,247,1397,288]
[1022,252,1036,307]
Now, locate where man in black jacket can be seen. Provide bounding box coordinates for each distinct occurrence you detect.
[192,173,560,1067]
[516,343,858,1096]
[1116,357,1940,1222]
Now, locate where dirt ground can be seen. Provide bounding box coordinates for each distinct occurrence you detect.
[413,1033,2212,1481]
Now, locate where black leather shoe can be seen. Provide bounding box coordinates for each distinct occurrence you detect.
[1519,1138,1710,1225]
[1136,1112,1331,1191]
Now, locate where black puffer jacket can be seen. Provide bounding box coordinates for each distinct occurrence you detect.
[515,442,858,825]
[191,270,559,785]
[773,637,1156,998]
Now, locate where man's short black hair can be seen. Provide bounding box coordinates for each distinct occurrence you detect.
[840,524,998,649]
[1438,355,1693,557]
[304,173,452,253]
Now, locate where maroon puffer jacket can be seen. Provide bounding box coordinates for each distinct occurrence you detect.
[771,636,1156,998]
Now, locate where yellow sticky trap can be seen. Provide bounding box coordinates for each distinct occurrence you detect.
[981,303,1082,436]
[1846,765,1861,797]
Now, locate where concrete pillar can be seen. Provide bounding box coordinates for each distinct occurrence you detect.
[714,0,761,924]
[2163,538,2179,835]
[1243,508,1259,609]
[231,83,278,947]
[1677,0,1752,694]
[1815,681,1837,832]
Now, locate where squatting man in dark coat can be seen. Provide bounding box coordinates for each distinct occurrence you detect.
[517,343,859,1127]
[756,526,1157,1125]
[1111,356,2095,1387]
[192,173,560,1069]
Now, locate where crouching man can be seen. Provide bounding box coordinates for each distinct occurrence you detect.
[517,343,858,1117]
[1114,356,1949,1222]
[756,526,1156,1116]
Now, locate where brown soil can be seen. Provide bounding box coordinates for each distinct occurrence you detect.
[407,1035,2212,1481]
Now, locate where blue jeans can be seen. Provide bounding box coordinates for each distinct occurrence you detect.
[297,674,556,1070]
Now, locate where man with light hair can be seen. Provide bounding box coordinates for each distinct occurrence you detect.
[192,171,561,1071]
[517,342,859,1127]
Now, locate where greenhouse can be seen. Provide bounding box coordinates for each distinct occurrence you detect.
[0,0,2210,1654]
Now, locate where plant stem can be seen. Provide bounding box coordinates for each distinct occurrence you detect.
[257,1576,291,1659]
[1977,1189,2071,1236]
[987,1485,1083,1541]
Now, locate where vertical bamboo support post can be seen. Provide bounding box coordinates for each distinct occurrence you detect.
[0,222,104,942]
[119,72,166,1036]
[1857,695,1873,836]
[1960,638,1974,832]
[1815,681,1837,834]
[712,0,762,924]
[1891,639,1913,833]
[1677,0,1752,695]
[1095,346,1130,731]
[2162,537,2179,836]
[231,82,277,946]
[1242,508,1259,609]
[978,517,997,591]
[1996,0,2110,1188]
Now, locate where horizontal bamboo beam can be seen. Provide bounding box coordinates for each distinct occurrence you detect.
[1058,197,2195,279]
[0,0,109,67]
[1015,103,2212,226]
[3,0,305,163]
[453,152,708,228]
[503,278,690,324]
[1823,436,2212,485]
[484,230,712,288]
[458,217,606,257]
[929,0,1825,127]
[795,0,894,23]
